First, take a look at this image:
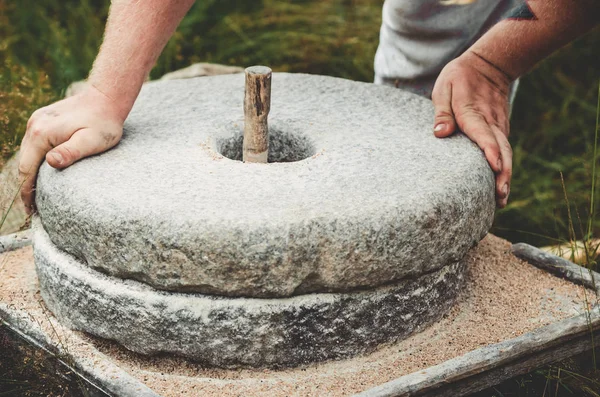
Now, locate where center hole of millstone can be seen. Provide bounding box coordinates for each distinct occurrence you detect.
[217,125,317,163]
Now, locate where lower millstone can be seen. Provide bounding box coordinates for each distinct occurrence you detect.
[34,221,466,368]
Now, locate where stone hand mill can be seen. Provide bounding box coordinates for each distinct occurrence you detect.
[33,67,494,367]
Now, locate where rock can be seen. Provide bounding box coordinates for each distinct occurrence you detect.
[33,218,466,368]
[35,73,495,298]
[159,63,243,80]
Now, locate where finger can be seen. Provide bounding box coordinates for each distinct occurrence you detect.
[19,109,81,212]
[492,125,512,208]
[431,83,457,137]
[20,172,37,215]
[18,116,69,212]
[458,111,503,174]
[18,116,41,213]
[46,126,121,169]
[19,138,51,214]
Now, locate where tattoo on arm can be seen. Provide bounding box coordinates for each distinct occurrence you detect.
[505,0,537,21]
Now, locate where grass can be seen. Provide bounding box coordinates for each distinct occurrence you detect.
[0,324,100,397]
[1,1,599,396]
[468,359,600,397]
[471,82,600,396]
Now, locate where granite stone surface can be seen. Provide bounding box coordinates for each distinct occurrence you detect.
[33,219,466,368]
[35,73,494,298]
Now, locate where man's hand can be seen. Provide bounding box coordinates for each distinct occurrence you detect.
[17,0,196,214]
[431,0,599,209]
[431,50,513,208]
[18,85,125,213]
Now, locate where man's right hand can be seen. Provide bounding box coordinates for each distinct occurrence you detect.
[19,85,125,214]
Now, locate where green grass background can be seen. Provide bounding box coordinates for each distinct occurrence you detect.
[1,0,599,247]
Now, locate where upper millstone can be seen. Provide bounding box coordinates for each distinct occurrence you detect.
[35,73,495,298]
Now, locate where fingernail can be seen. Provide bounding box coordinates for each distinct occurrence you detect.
[502,183,509,197]
[51,152,63,165]
[434,123,446,133]
[496,159,502,172]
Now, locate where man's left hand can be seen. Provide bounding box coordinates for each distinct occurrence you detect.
[431,50,513,208]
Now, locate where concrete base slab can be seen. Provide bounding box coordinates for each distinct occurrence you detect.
[1,234,597,397]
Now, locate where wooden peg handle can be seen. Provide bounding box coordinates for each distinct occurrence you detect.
[243,66,272,163]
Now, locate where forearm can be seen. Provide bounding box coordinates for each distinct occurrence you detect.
[88,0,195,121]
[468,0,599,81]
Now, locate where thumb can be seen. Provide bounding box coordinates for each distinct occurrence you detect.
[46,127,121,169]
[431,83,457,138]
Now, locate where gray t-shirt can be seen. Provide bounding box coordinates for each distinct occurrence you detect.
[374,0,518,96]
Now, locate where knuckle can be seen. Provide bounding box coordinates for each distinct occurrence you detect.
[491,120,504,132]
[486,109,499,124]
[483,143,501,157]
[29,126,45,139]
[18,163,30,176]
[497,172,513,187]
[498,170,513,184]
[497,112,508,126]
[20,182,31,195]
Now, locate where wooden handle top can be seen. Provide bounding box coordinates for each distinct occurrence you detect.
[243,66,272,163]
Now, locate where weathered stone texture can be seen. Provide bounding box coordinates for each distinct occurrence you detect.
[35,73,494,298]
[33,219,466,368]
